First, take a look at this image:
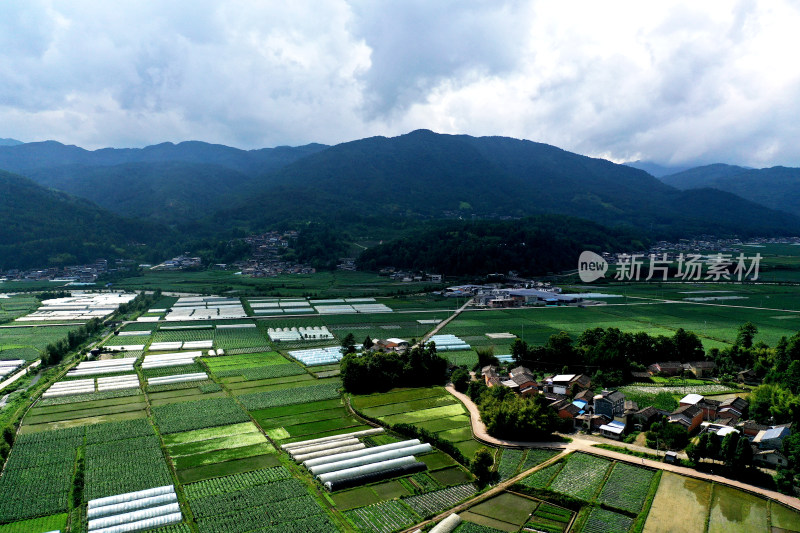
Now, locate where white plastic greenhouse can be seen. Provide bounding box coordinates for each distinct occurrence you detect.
[427,334,470,351]
[88,493,177,519]
[430,514,462,533]
[287,438,362,458]
[282,428,384,451]
[317,456,419,483]
[303,439,421,467]
[309,443,432,475]
[87,486,181,533]
[91,512,182,533]
[87,503,180,530]
[147,373,208,386]
[292,443,366,463]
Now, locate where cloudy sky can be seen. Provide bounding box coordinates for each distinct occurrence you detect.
[1,1,799,167]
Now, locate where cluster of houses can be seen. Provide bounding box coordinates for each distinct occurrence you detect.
[479,364,791,469]
[232,231,316,277]
[1,258,109,283]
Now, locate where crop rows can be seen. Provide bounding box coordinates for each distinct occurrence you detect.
[518,449,559,472]
[403,484,476,517]
[597,463,655,513]
[521,462,563,489]
[215,328,270,350]
[142,363,205,378]
[0,427,83,522]
[153,397,250,434]
[496,449,524,481]
[36,388,142,407]
[454,524,507,533]
[241,364,306,380]
[84,435,172,500]
[146,380,218,393]
[239,381,341,411]
[184,466,292,500]
[346,501,420,533]
[548,453,611,501]
[245,515,339,533]
[534,503,571,522]
[152,329,213,343]
[581,507,633,533]
[191,478,307,519]
[195,495,325,533]
[85,418,155,445]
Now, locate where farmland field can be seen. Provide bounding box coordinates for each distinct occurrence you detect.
[706,484,769,533]
[466,492,538,530]
[643,472,712,533]
[597,462,656,513]
[548,453,612,501]
[580,507,633,533]
[351,386,480,461]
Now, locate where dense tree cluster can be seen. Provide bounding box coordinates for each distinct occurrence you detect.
[510,327,706,387]
[645,419,689,451]
[357,216,644,277]
[464,381,559,441]
[339,343,448,394]
[686,431,753,470]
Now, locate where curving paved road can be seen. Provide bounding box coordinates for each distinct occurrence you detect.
[444,384,800,511]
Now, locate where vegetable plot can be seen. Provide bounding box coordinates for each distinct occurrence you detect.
[346,500,420,533]
[597,462,655,513]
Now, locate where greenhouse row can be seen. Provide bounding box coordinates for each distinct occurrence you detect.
[147,372,208,386]
[141,351,201,369]
[287,346,352,366]
[68,358,135,377]
[427,335,471,351]
[88,486,181,533]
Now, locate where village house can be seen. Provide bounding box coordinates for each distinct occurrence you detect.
[753,426,792,450]
[717,397,748,422]
[753,449,789,468]
[669,404,704,432]
[686,361,716,378]
[593,390,626,420]
[647,361,683,376]
[542,374,592,396]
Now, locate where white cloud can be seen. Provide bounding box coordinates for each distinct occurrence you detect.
[0,0,799,166]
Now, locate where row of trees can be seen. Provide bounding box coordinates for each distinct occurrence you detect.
[42,318,104,366]
[509,327,706,387]
[686,431,753,470]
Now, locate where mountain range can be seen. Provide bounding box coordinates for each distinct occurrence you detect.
[658,164,800,218]
[1,131,799,270]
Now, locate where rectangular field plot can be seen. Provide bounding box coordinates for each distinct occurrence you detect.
[237,380,341,410]
[520,461,563,489]
[495,448,525,481]
[548,453,612,501]
[84,434,173,501]
[202,351,288,372]
[707,484,769,533]
[177,454,281,484]
[643,472,711,533]
[527,502,572,533]
[345,500,420,533]
[0,512,68,533]
[597,462,656,513]
[468,492,538,528]
[770,501,800,531]
[0,427,83,523]
[403,483,476,518]
[152,396,250,434]
[581,507,633,533]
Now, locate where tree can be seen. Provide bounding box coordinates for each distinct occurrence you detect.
[471,447,495,487]
[721,432,740,467]
[340,333,356,355]
[673,328,705,361]
[733,436,753,469]
[363,336,374,350]
[736,322,758,349]
[474,347,499,371]
[451,368,470,393]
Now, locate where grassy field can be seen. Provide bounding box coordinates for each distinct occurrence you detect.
[107,269,440,296]
[351,386,482,460]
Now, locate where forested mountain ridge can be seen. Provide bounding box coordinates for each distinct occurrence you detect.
[659,164,800,218]
[0,170,174,269]
[220,130,800,239]
[0,140,329,176]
